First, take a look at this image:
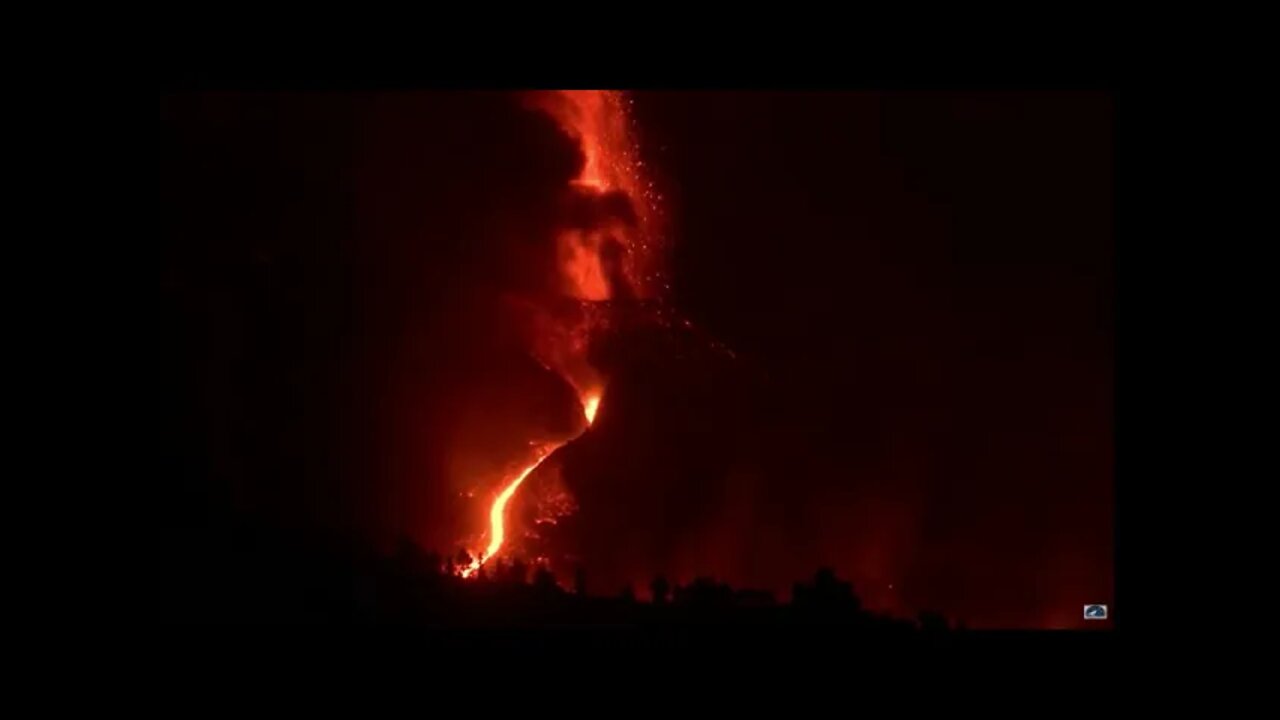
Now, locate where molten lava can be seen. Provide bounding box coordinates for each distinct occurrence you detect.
[459,443,557,578]
[456,90,665,579]
[459,393,600,578]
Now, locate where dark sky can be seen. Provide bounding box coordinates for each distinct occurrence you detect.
[158,90,1113,628]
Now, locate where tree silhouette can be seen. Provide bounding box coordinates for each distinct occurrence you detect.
[509,559,528,585]
[455,549,473,574]
[650,575,670,605]
[794,567,861,613]
[918,611,949,633]
[533,566,559,595]
[171,517,957,636]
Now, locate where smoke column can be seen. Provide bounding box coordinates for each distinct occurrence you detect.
[458,90,666,577]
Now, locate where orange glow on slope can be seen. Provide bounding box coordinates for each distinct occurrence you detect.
[459,444,559,578]
[459,394,600,578]
[457,90,663,579]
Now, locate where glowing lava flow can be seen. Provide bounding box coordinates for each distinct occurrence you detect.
[458,444,558,578]
[583,393,601,424]
[455,90,662,579]
[459,393,600,578]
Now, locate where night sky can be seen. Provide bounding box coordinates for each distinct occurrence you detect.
[158,91,1113,628]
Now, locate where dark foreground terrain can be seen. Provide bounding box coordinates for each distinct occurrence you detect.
[158,512,973,638]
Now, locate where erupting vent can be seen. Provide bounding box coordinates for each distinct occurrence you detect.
[457,91,665,577]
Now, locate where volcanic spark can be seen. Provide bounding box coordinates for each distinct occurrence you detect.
[456,89,664,579]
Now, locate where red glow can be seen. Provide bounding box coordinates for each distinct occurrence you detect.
[459,443,558,578]
[528,90,666,301]
[583,392,601,425]
[456,90,659,578]
[459,392,601,578]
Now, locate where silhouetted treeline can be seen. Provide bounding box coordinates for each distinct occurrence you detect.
[157,516,961,641]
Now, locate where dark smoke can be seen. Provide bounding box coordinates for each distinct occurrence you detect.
[561,188,639,232]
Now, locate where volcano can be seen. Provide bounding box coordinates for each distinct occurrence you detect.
[159,89,1114,629]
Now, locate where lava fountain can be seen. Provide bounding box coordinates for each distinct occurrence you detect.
[455,90,662,578]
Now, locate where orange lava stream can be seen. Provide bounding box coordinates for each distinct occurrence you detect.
[458,444,559,578]
[456,90,658,579]
[459,391,600,578]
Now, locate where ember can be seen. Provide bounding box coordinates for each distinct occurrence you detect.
[458,90,663,577]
